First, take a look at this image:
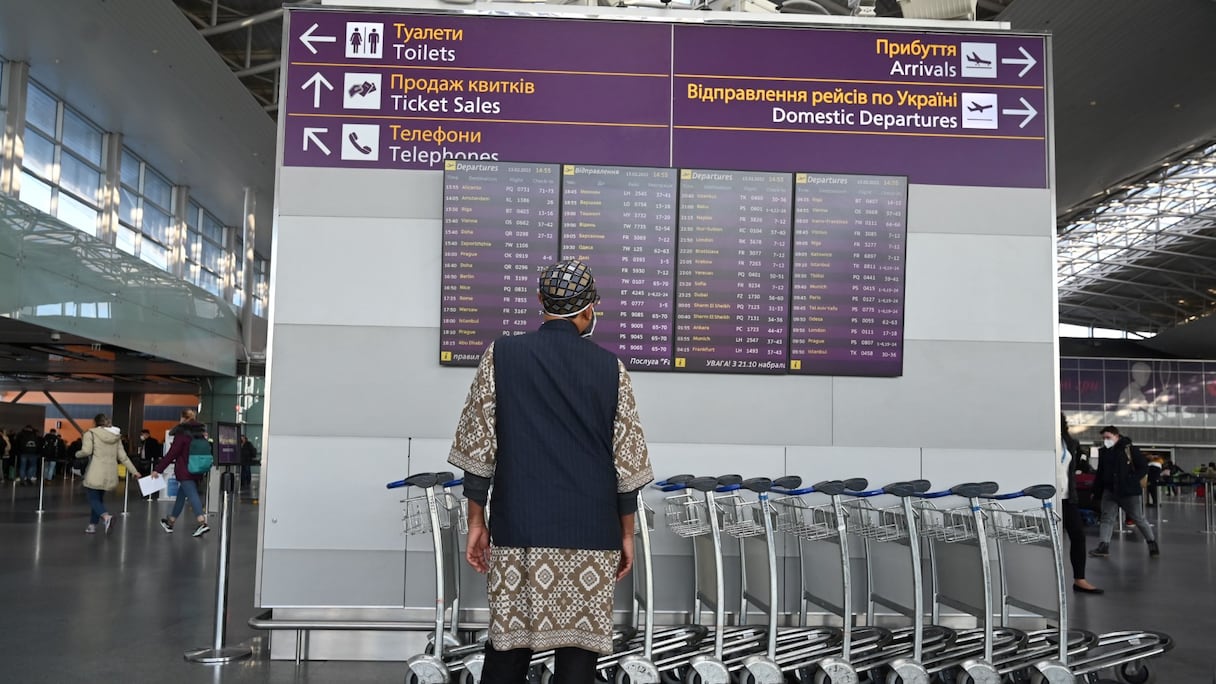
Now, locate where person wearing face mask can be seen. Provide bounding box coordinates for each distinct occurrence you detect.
[448,259,654,684]
[1089,426,1159,558]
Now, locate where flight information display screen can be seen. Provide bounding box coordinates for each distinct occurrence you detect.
[789,173,908,376]
[439,161,560,366]
[559,165,678,371]
[674,170,792,374]
[438,162,909,378]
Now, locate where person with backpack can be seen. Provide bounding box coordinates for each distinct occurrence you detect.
[16,425,42,485]
[1089,425,1159,559]
[79,414,142,534]
[149,409,212,537]
[40,429,66,481]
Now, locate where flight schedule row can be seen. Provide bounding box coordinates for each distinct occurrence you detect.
[439,160,909,376]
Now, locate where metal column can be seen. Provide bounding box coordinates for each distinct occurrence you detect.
[0,61,30,197]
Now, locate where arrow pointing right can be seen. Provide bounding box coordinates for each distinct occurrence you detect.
[301,72,334,109]
[1000,46,1037,78]
[1001,97,1038,129]
[303,128,331,156]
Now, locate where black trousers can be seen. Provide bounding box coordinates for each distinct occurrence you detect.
[481,643,598,684]
[1061,499,1087,581]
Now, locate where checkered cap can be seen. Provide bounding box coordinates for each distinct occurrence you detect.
[538,259,598,316]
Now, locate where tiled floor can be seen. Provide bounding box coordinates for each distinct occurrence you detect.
[1,478,1211,682]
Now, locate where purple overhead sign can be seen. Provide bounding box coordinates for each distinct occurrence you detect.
[282,10,1049,188]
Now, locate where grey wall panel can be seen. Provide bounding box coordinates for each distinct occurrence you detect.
[262,435,410,551]
[832,340,1057,451]
[921,448,1055,497]
[261,550,405,607]
[629,373,834,446]
[907,185,1053,237]
[266,324,473,439]
[273,216,441,328]
[903,233,1054,344]
[279,167,441,219]
[784,446,922,484]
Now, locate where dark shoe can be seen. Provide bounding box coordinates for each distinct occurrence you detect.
[193,523,211,538]
[1089,543,1110,558]
[1148,541,1160,557]
[1073,583,1104,595]
[160,518,174,534]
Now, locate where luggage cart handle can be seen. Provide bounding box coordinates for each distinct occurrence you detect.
[768,477,846,491]
[656,476,721,492]
[918,481,1000,498]
[984,484,1057,500]
[385,471,457,490]
[841,481,919,497]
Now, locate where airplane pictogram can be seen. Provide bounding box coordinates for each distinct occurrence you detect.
[966,52,993,67]
[967,102,993,112]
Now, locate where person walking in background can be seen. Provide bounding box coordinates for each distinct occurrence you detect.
[448,259,654,683]
[1059,415,1102,594]
[239,435,256,490]
[79,414,142,534]
[138,429,162,500]
[1089,426,1159,558]
[1145,456,1163,507]
[0,429,11,484]
[150,410,211,537]
[16,425,42,485]
[41,429,65,481]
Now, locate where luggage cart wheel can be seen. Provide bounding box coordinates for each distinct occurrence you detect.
[954,661,1001,684]
[617,655,662,684]
[1114,662,1153,684]
[812,658,861,684]
[406,653,450,684]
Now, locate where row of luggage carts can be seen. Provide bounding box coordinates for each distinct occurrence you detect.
[384,472,1172,684]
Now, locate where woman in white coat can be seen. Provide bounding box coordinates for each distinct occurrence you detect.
[79,414,142,534]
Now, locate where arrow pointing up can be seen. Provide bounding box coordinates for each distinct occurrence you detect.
[1001,97,1038,128]
[301,72,333,109]
[1000,46,1037,78]
[299,23,336,55]
[303,128,331,156]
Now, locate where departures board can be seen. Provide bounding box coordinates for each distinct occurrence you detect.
[439,159,908,376]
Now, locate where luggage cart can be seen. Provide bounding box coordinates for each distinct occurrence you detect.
[912,481,1017,684]
[833,480,954,684]
[651,475,844,684]
[981,485,1173,684]
[385,471,469,684]
[719,476,855,684]
[771,477,913,684]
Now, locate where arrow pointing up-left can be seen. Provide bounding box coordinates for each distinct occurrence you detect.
[304,128,331,156]
[302,72,333,108]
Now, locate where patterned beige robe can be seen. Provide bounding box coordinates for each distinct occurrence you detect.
[448,342,653,654]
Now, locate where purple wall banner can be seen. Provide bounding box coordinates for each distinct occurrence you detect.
[283,9,1049,188]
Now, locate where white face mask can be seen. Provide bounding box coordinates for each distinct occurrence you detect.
[1102,437,1116,449]
[580,311,597,339]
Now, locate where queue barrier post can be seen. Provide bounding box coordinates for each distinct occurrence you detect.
[184,471,253,664]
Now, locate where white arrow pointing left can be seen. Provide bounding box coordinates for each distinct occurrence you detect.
[301,72,333,109]
[1001,97,1038,129]
[1000,46,1037,78]
[303,127,331,156]
[299,23,336,55]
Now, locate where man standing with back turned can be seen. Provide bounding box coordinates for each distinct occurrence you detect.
[449,259,653,683]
